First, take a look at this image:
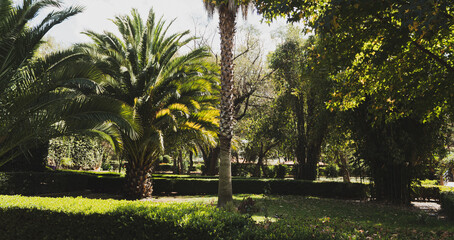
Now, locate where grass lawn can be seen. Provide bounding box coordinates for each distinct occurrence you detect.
[150,194,454,239]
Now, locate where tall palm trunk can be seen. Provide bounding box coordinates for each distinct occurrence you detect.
[217,4,236,207]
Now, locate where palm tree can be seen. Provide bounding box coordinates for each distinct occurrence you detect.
[79,9,219,199]
[0,0,139,168]
[202,0,253,206]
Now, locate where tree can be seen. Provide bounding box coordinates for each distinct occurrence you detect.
[257,0,454,204]
[79,9,219,199]
[269,33,333,180]
[257,0,454,119]
[202,0,254,206]
[0,0,138,169]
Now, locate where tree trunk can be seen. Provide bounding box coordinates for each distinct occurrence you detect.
[125,161,153,199]
[202,146,219,176]
[295,97,307,179]
[305,142,320,180]
[372,162,410,205]
[254,155,264,178]
[208,146,220,175]
[217,4,236,207]
[338,152,351,183]
[178,150,183,174]
[173,154,178,174]
[187,151,193,174]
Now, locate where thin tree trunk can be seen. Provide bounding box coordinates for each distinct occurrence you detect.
[208,146,220,175]
[188,151,193,174]
[338,152,351,183]
[295,97,307,179]
[217,4,236,207]
[178,150,183,174]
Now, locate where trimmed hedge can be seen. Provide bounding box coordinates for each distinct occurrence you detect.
[0,195,371,240]
[0,172,368,199]
[154,178,368,199]
[411,186,441,201]
[0,171,123,195]
[0,195,255,240]
[440,191,454,220]
[1,171,448,201]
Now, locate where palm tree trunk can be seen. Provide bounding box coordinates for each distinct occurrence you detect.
[217,4,236,207]
[125,161,153,199]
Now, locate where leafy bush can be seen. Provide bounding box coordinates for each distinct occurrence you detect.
[48,136,114,170]
[0,195,387,240]
[101,161,113,171]
[4,171,450,202]
[153,178,369,199]
[155,163,173,172]
[231,163,255,177]
[273,165,287,179]
[319,163,340,177]
[0,171,123,195]
[0,195,255,240]
[411,186,441,201]
[440,190,454,219]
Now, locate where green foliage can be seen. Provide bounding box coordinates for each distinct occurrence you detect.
[0,171,367,199]
[411,186,441,202]
[273,164,287,179]
[154,178,369,199]
[440,190,454,220]
[79,8,219,198]
[48,135,114,170]
[319,163,340,178]
[0,195,254,240]
[1,194,453,239]
[59,158,74,169]
[3,170,448,202]
[0,0,139,168]
[237,197,259,214]
[268,30,334,180]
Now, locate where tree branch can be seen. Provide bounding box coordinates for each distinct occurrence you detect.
[412,41,454,74]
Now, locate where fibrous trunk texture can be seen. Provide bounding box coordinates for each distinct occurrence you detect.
[217,4,236,207]
[125,162,153,199]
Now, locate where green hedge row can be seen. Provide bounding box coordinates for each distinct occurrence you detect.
[0,172,368,199]
[154,178,368,199]
[0,195,255,240]
[411,186,441,201]
[440,191,454,220]
[0,195,368,240]
[1,171,448,201]
[0,171,122,195]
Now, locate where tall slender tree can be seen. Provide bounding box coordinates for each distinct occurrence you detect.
[202,0,253,207]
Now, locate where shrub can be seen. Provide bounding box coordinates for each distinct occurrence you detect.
[0,171,123,195]
[231,163,255,177]
[4,171,450,202]
[411,186,441,201]
[319,163,340,177]
[0,195,255,240]
[155,163,173,172]
[48,136,114,170]
[274,165,287,179]
[440,190,454,219]
[154,178,369,199]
